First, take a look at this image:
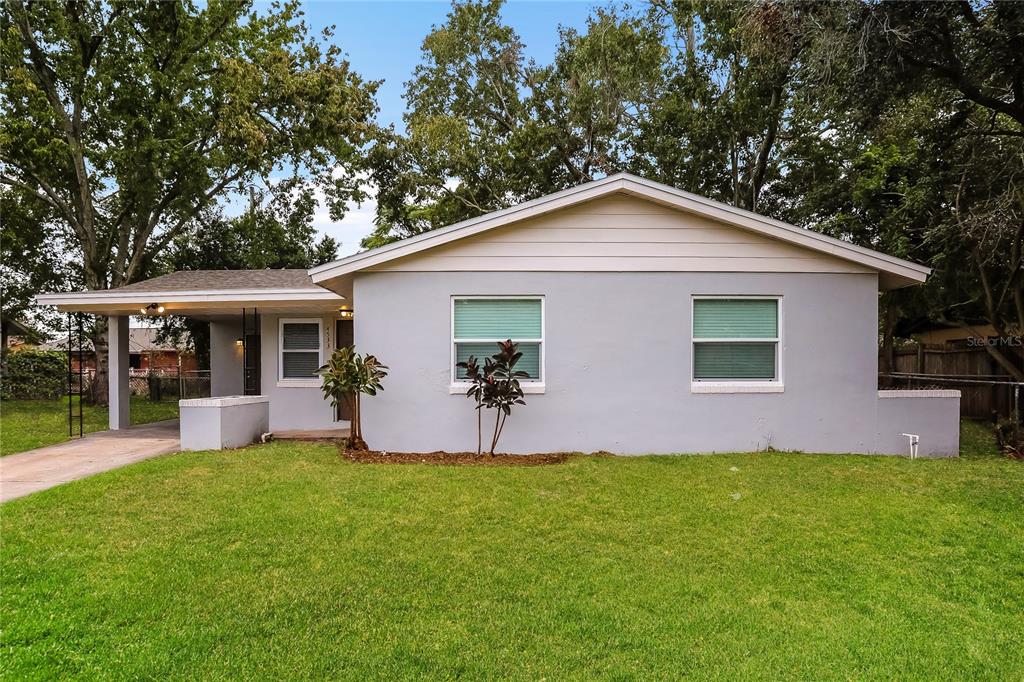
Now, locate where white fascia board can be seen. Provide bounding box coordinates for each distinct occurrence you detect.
[35,288,343,308]
[308,173,931,284]
[619,178,930,282]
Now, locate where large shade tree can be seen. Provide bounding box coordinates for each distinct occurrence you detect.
[800,1,1024,379]
[157,188,339,369]
[370,0,1022,381]
[0,0,378,402]
[366,0,662,247]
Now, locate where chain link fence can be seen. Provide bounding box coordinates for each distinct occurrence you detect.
[68,369,211,401]
[128,369,210,400]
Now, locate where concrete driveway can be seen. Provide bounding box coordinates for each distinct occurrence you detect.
[1,420,180,503]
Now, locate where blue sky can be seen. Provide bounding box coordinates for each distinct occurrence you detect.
[253,0,605,255]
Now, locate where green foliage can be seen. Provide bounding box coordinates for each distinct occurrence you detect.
[1,0,377,291]
[0,349,66,400]
[317,346,388,450]
[166,192,339,273]
[958,419,1002,460]
[366,0,662,246]
[995,419,1024,460]
[156,190,340,367]
[0,190,76,335]
[456,339,527,456]
[373,0,1023,381]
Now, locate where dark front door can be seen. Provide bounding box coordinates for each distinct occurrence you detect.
[335,319,354,420]
[242,308,261,395]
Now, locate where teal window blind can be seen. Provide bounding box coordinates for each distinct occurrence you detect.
[693,299,777,339]
[453,298,542,380]
[694,342,776,380]
[455,342,541,379]
[692,299,778,381]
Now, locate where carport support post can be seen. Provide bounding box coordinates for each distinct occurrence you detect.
[108,315,130,430]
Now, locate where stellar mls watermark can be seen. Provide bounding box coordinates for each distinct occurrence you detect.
[966,336,1023,348]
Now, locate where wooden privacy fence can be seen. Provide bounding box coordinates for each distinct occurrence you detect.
[880,345,1021,421]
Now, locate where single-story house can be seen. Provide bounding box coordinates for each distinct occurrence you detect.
[910,322,1000,348]
[39,327,198,373]
[37,174,960,456]
[1,316,41,350]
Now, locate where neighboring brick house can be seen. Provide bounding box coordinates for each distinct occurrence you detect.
[38,328,197,373]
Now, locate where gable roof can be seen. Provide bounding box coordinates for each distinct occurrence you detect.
[309,173,930,290]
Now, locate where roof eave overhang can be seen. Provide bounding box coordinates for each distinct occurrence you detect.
[35,288,344,314]
[309,175,930,290]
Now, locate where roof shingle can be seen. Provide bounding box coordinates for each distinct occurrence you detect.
[111,269,318,293]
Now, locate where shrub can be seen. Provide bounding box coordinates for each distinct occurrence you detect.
[456,340,528,456]
[995,419,1024,460]
[317,346,388,451]
[1,349,67,400]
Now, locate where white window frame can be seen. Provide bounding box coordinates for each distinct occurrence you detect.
[450,295,546,394]
[690,295,784,394]
[278,317,323,388]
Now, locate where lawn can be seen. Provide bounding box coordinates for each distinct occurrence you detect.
[2,438,1022,679]
[0,396,179,456]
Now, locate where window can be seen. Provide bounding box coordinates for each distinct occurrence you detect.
[279,318,322,382]
[692,297,780,387]
[452,297,543,388]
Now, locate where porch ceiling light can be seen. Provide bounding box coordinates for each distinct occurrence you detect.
[338,306,354,320]
[141,303,164,315]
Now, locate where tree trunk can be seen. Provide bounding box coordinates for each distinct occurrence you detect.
[878,293,898,384]
[489,408,502,456]
[91,317,109,406]
[354,393,361,441]
[981,342,1024,382]
[347,392,368,450]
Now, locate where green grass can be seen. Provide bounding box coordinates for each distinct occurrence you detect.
[0,396,179,456]
[2,444,1022,679]
[960,418,1004,458]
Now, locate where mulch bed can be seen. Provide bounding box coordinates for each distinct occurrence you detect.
[341,448,571,466]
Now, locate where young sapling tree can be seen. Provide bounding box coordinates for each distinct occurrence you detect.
[317,346,388,451]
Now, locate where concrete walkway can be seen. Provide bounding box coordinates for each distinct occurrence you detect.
[1,420,181,503]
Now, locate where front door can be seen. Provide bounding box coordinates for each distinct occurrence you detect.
[335,319,354,421]
[242,308,261,395]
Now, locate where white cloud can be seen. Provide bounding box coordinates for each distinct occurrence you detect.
[314,188,377,257]
[230,172,379,257]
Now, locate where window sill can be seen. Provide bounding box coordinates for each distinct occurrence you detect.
[276,379,321,388]
[449,383,546,395]
[691,381,784,394]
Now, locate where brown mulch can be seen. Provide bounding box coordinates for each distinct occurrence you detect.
[341,448,571,466]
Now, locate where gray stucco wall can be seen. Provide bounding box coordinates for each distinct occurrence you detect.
[209,320,244,397]
[259,313,340,431]
[355,271,893,455]
[180,397,270,451]
[876,391,960,457]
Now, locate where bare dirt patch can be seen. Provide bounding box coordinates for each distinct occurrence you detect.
[341,449,571,466]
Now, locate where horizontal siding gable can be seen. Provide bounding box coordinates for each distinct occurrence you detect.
[367,193,874,274]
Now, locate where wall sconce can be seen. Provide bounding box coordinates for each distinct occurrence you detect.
[235,338,244,347]
[339,306,354,320]
[140,303,165,315]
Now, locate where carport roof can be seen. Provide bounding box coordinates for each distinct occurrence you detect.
[35,269,343,319]
[108,269,320,292]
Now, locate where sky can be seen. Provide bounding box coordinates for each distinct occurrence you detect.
[254,0,603,256]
